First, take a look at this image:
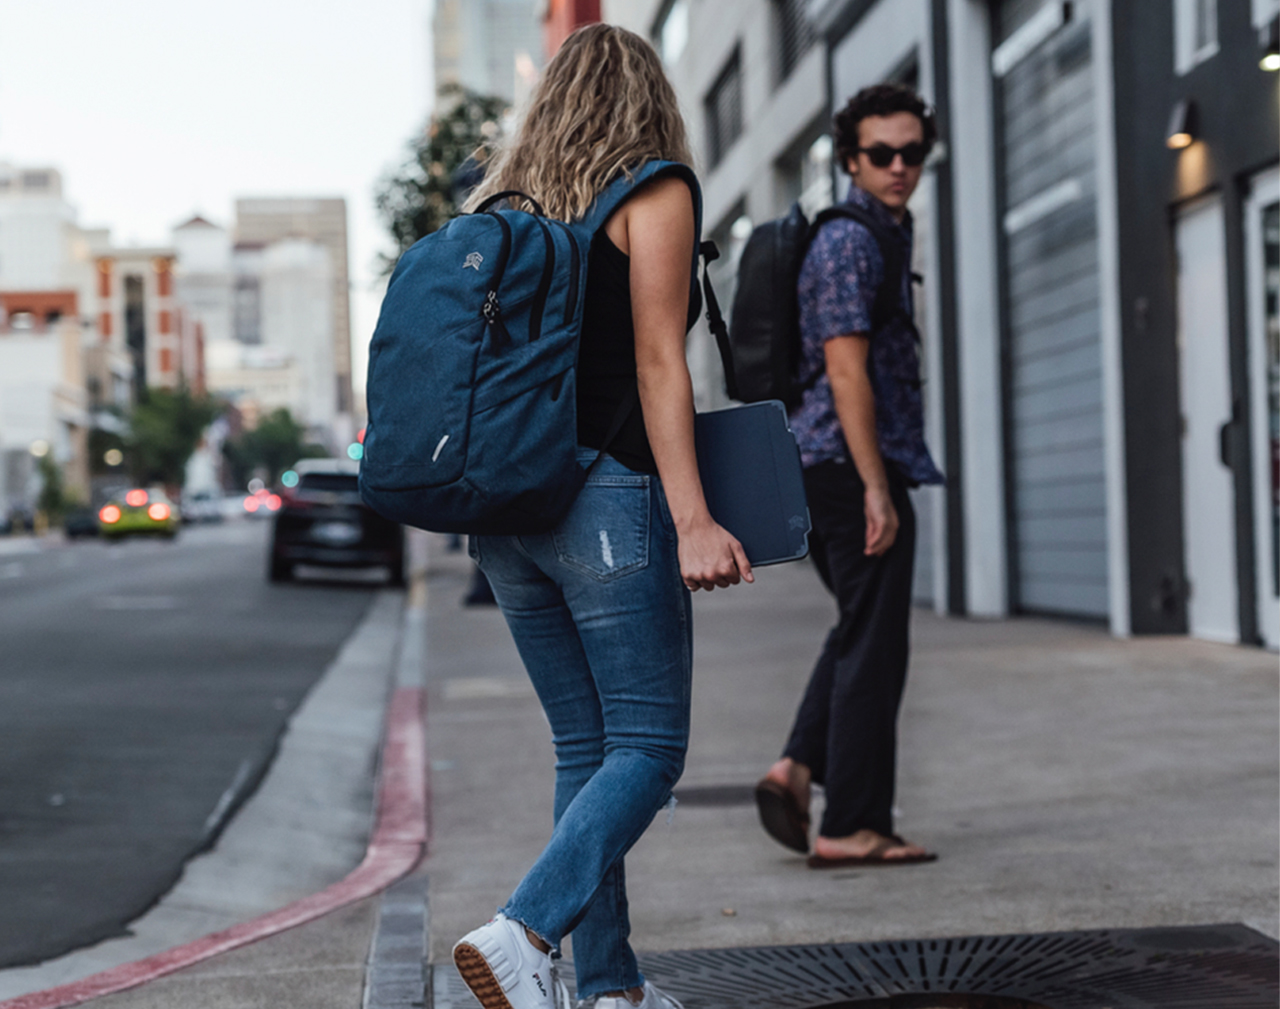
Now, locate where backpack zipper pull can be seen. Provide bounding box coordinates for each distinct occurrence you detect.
[481,289,511,346]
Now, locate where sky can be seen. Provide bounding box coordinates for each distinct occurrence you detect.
[0,0,436,398]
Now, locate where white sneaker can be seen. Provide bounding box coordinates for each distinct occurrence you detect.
[452,913,571,1009]
[587,981,685,1009]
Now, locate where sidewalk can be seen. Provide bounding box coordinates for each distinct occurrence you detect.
[424,537,1279,970]
[60,530,1279,1008]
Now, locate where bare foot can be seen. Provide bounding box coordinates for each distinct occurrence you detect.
[763,757,811,817]
[813,829,931,862]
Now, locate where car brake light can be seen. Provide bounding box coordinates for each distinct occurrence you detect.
[244,496,259,513]
[125,489,148,507]
[266,494,282,511]
[148,503,170,521]
[100,505,122,524]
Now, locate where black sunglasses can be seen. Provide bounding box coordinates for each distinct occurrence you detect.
[857,142,929,168]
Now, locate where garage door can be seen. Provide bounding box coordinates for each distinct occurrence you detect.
[994,0,1108,618]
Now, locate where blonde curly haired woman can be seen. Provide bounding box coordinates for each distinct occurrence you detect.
[450,22,752,1009]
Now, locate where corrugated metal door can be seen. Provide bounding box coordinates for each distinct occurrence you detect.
[995,1,1108,617]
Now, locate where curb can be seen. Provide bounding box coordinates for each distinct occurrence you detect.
[0,686,428,1009]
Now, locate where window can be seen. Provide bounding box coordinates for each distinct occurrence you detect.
[773,0,817,84]
[704,48,744,169]
[1174,0,1219,74]
[653,0,689,65]
[776,132,833,217]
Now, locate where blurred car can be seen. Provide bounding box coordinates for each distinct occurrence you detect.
[243,487,282,518]
[99,488,179,540]
[63,506,100,539]
[181,490,225,524]
[268,459,404,584]
[2,505,34,534]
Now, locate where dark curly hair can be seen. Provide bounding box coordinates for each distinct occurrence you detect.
[833,83,937,175]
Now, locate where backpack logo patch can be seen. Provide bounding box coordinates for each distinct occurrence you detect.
[463,252,484,271]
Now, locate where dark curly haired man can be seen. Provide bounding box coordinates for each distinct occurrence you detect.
[756,83,945,868]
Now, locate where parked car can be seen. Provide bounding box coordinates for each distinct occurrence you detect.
[63,506,100,539]
[98,488,179,540]
[267,459,404,584]
[181,490,225,524]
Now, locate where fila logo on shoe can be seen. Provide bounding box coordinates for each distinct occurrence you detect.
[532,971,547,997]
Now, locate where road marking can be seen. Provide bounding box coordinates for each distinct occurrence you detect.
[91,596,179,611]
[0,687,427,1009]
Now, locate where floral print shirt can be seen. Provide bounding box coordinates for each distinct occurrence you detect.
[789,184,944,486]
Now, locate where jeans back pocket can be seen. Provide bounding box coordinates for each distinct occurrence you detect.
[552,475,650,581]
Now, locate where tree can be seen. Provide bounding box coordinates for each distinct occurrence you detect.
[222,408,326,487]
[36,454,67,523]
[374,84,509,271]
[126,387,218,488]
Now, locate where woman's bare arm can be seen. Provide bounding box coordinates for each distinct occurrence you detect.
[606,177,752,591]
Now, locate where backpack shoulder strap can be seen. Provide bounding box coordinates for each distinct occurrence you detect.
[789,203,910,400]
[809,204,905,333]
[574,162,725,466]
[578,161,705,315]
[579,160,703,240]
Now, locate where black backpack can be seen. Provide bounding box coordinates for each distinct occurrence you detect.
[721,201,906,407]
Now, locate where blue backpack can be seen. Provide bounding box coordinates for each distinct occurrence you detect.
[359,161,707,534]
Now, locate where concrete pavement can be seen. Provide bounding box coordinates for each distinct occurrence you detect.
[424,536,1279,966]
[30,528,1278,1008]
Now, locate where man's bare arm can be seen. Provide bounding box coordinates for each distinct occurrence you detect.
[824,334,899,556]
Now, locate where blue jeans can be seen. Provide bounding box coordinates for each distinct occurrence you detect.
[471,450,692,1000]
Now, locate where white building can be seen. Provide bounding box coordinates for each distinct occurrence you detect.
[0,165,89,294]
[171,215,234,348]
[260,238,335,443]
[604,1,1280,649]
[605,0,947,612]
[0,314,90,514]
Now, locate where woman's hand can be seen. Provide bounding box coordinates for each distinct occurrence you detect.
[677,515,754,591]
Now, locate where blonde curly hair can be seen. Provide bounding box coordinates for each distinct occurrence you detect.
[464,23,693,222]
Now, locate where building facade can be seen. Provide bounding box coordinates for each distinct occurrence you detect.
[0,292,90,514]
[233,197,353,426]
[603,0,1278,647]
[434,0,543,106]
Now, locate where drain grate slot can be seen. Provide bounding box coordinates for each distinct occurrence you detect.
[429,924,1279,1008]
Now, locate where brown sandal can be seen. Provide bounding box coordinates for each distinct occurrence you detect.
[807,832,937,868]
[754,777,810,854]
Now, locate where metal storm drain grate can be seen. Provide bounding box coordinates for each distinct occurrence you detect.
[430,925,1278,1008]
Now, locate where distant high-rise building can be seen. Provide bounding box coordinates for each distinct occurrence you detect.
[433,0,542,106]
[233,197,353,418]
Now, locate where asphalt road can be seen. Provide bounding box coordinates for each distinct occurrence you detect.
[0,519,383,969]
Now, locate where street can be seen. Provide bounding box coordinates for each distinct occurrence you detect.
[0,521,380,969]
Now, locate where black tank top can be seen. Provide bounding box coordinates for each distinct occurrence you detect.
[576,230,701,474]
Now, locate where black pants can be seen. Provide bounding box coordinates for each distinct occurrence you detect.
[783,459,916,839]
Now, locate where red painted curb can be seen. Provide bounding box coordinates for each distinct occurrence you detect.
[1,686,428,1009]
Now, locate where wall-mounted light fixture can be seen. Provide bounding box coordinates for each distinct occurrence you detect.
[1166,98,1197,149]
[1261,17,1280,72]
